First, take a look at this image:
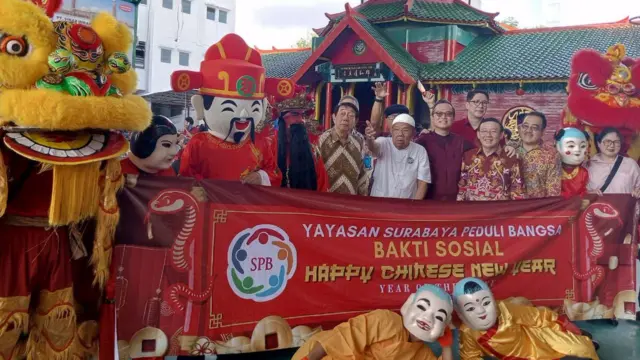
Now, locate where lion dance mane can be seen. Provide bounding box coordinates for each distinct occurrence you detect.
[562,43,640,161]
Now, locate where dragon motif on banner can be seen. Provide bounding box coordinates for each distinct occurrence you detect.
[562,44,640,161]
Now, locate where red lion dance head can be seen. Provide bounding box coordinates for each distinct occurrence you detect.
[563,44,640,160]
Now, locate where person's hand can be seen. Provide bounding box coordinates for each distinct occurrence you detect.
[589,189,604,196]
[365,120,376,139]
[417,81,435,106]
[632,188,640,198]
[504,145,518,158]
[241,171,262,185]
[420,128,433,135]
[372,82,388,98]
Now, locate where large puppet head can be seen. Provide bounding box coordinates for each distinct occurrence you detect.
[400,285,453,342]
[0,1,151,286]
[453,278,497,331]
[555,127,589,166]
[129,115,179,173]
[566,44,640,130]
[171,34,295,144]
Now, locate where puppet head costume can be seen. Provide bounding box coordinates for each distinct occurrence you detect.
[0,1,150,358]
[0,0,150,281]
[562,43,640,161]
[128,115,179,174]
[170,33,295,144]
[555,127,590,197]
[452,277,498,331]
[401,284,453,342]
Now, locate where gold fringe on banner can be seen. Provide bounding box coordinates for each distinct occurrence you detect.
[48,162,102,226]
[0,149,7,218]
[91,158,124,288]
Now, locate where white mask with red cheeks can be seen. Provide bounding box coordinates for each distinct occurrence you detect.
[555,127,589,166]
[453,277,498,331]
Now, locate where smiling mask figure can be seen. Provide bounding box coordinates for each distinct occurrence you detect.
[555,127,590,197]
[122,115,179,177]
[453,277,599,360]
[401,284,453,342]
[453,278,497,331]
[170,34,294,184]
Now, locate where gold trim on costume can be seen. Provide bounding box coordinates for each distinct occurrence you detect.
[562,167,579,180]
[216,42,227,59]
[217,71,230,92]
[0,295,30,358]
[0,215,50,227]
[28,288,76,359]
[244,48,253,61]
[200,88,265,99]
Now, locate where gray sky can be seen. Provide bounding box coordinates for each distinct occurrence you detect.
[235,0,640,49]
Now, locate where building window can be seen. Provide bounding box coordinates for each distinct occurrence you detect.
[206,7,216,21]
[179,51,189,66]
[181,0,191,14]
[160,48,172,64]
[162,0,172,10]
[135,41,146,69]
[140,0,147,4]
[219,10,228,24]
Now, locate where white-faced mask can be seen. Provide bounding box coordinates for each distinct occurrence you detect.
[555,128,589,166]
[192,94,265,144]
[401,285,453,342]
[453,278,498,331]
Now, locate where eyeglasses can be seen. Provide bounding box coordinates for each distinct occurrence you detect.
[602,140,621,147]
[479,130,500,136]
[339,111,356,120]
[520,124,541,132]
[433,111,454,118]
[469,100,489,107]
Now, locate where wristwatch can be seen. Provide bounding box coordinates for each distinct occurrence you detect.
[374,97,384,103]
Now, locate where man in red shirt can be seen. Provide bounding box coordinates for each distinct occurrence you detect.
[450,90,490,145]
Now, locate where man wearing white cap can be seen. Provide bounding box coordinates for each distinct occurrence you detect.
[365,114,431,199]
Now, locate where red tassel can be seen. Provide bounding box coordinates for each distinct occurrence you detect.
[99,277,116,360]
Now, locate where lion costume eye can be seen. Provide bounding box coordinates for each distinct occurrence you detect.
[1,35,29,57]
[578,73,598,90]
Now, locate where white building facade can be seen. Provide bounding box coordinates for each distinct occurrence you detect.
[135,0,236,95]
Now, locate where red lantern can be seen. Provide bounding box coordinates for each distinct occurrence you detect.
[516,88,525,96]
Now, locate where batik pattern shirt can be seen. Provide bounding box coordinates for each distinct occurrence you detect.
[318,129,369,195]
[457,147,526,201]
[517,143,562,198]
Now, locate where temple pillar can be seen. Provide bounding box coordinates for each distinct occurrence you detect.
[324,82,333,130]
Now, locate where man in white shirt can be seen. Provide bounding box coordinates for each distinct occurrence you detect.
[365,114,430,199]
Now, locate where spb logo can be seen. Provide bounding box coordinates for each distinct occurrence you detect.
[227,225,297,302]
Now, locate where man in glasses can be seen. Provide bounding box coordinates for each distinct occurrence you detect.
[451,90,490,144]
[457,119,526,201]
[416,99,475,201]
[515,112,561,198]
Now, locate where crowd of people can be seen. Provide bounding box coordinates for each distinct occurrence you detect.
[142,82,640,203]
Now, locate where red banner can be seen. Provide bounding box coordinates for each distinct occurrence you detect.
[114,178,638,357]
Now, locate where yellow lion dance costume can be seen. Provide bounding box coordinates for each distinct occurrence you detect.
[0,1,150,359]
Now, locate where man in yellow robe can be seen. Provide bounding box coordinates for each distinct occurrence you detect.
[292,285,454,360]
[454,277,599,360]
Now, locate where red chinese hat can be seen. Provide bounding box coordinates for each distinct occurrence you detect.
[171,33,296,101]
[29,0,63,17]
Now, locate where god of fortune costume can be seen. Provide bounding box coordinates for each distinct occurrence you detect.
[555,128,590,198]
[292,285,454,360]
[170,34,295,184]
[121,115,180,177]
[274,86,329,191]
[454,278,598,360]
[562,44,640,162]
[0,1,151,359]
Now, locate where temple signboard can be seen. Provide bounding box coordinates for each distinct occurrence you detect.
[331,63,385,82]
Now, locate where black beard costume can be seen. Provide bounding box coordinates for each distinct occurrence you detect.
[277,116,317,190]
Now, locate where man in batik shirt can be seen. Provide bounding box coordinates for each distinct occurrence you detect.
[457,119,526,201]
[514,111,561,198]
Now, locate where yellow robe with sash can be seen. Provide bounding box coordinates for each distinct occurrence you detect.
[459,301,599,360]
[292,309,438,360]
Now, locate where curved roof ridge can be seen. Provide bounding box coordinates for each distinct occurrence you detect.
[506,18,633,35]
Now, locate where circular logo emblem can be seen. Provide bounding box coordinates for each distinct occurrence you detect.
[353,40,366,56]
[236,75,257,97]
[277,80,293,97]
[175,73,191,91]
[227,225,297,302]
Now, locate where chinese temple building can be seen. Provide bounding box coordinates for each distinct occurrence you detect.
[145,0,640,140]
